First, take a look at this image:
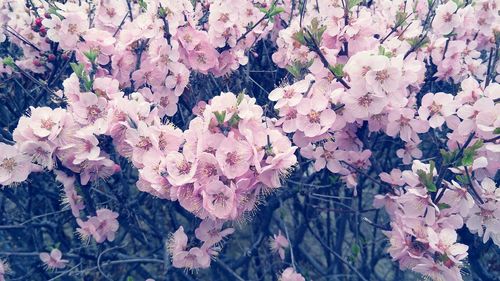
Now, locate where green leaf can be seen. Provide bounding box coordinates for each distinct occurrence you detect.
[293,30,306,46]
[83,50,99,65]
[438,203,451,210]
[268,7,285,17]
[138,0,148,10]
[395,11,408,26]
[348,0,363,9]
[70,62,85,78]
[2,56,15,68]
[494,127,500,134]
[461,140,484,166]
[351,244,360,257]
[214,111,226,124]
[236,92,245,105]
[456,174,468,184]
[407,36,430,50]
[426,181,437,192]
[329,64,344,77]
[286,65,300,78]
[461,151,474,166]
[228,113,241,127]
[417,169,436,192]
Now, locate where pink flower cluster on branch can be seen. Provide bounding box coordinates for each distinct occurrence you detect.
[0,0,499,279]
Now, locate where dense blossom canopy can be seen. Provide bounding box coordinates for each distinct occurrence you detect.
[0,0,499,280]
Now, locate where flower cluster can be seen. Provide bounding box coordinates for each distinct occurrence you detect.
[1,0,279,117]
[374,162,470,280]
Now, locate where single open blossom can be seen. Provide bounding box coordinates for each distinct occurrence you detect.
[412,257,463,281]
[0,143,32,186]
[26,107,66,140]
[39,249,68,270]
[77,208,119,243]
[296,96,336,137]
[59,13,88,50]
[465,178,500,246]
[270,231,289,260]
[364,55,402,95]
[279,267,305,281]
[386,108,429,142]
[427,228,468,263]
[432,1,460,35]
[269,79,311,109]
[165,151,197,186]
[343,90,388,119]
[418,93,456,128]
[215,137,252,179]
[172,246,211,269]
[194,219,234,246]
[202,180,236,220]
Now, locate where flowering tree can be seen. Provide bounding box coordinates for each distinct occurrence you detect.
[0,0,499,280]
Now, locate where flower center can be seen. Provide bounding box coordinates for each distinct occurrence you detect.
[87,105,102,122]
[68,23,78,34]
[136,136,153,150]
[40,118,55,130]
[1,158,16,172]
[307,110,321,123]
[197,53,207,64]
[285,109,297,120]
[177,160,192,175]
[375,70,389,82]
[226,151,240,166]
[283,88,295,99]
[429,102,442,115]
[357,94,373,107]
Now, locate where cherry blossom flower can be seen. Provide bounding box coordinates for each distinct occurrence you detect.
[0,143,32,186]
[215,137,252,179]
[432,1,460,35]
[270,231,289,260]
[202,180,236,220]
[279,267,305,281]
[418,93,456,128]
[39,249,68,270]
[296,96,336,137]
[269,79,311,109]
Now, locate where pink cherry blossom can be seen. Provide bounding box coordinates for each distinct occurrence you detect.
[270,231,289,260]
[39,249,68,270]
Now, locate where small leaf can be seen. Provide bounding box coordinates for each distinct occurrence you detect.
[438,203,451,210]
[351,244,360,257]
[2,56,15,68]
[461,151,474,166]
[138,0,147,10]
[236,91,245,105]
[214,111,226,124]
[268,7,285,17]
[329,64,345,77]
[293,30,306,45]
[348,0,363,9]
[494,127,500,134]
[228,113,241,127]
[426,181,437,192]
[83,50,99,64]
[395,11,408,26]
[70,63,84,78]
